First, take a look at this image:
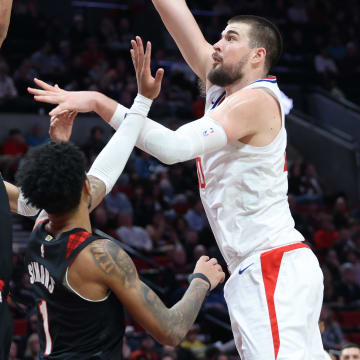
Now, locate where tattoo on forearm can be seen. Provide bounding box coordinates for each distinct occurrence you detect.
[87,175,106,212]
[141,279,208,344]
[89,239,137,287]
[90,239,208,345]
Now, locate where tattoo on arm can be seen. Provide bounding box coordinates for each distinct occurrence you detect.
[87,175,106,212]
[89,239,137,287]
[89,239,208,345]
[140,280,208,344]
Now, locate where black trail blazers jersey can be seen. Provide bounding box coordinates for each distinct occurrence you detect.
[0,174,13,360]
[25,221,125,359]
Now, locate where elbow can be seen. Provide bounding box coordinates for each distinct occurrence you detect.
[153,329,184,347]
[162,334,184,347]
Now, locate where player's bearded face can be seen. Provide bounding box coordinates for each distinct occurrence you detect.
[207,53,250,87]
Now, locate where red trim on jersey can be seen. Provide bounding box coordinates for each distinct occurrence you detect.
[260,242,309,359]
[32,218,48,232]
[196,157,206,189]
[264,75,277,80]
[66,231,91,259]
[217,95,225,107]
[284,152,288,172]
[0,280,4,291]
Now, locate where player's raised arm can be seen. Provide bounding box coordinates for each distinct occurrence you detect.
[85,239,225,346]
[151,0,213,84]
[27,38,229,165]
[0,0,13,47]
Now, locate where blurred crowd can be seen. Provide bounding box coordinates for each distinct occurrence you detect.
[1,0,360,359]
[1,0,360,115]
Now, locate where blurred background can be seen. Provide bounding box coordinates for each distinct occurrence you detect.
[1,1,360,359]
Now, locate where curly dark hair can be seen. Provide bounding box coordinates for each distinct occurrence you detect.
[16,141,86,214]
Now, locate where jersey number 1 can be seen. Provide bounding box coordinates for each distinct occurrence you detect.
[39,299,53,355]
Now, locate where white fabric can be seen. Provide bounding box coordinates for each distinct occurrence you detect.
[109,103,127,130]
[199,79,304,268]
[17,190,39,216]
[224,246,328,360]
[88,97,150,194]
[107,102,227,164]
[142,115,227,164]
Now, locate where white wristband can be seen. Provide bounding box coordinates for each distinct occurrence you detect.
[17,190,39,217]
[109,103,128,130]
[128,93,153,117]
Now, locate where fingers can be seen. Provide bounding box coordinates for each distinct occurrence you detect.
[199,255,209,262]
[69,111,78,122]
[154,68,164,85]
[34,78,56,91]
[130,48,136,71]
[49,104,66,117]
[144,41,151,74]
[33,95,62,105]
[27,87,54,96]
[219,271,226,283]
[130,40,138,70]
[135,36,145,72]
[208,258,218,265]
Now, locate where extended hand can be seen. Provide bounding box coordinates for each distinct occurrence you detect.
[28,79,97,117]
[49,110,77,142]
[130,36,164,100]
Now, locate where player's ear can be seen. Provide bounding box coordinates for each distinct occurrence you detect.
[252,47,266,65]
[84,177,91,196]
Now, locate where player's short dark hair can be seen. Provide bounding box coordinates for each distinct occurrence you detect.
[341,343,360,353]
[228,15,283,73]
[16,141,86,214]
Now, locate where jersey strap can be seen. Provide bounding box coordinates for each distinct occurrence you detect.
[65,230,104,266]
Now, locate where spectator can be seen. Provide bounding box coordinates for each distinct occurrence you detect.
[116,211,153,252]
[180,325,206,359]
[26,124,49,147]
[0,59,17,104]
[24,333,40,360]
[185,199,207,232]
[105,186,134,217]
[313,217,339,250]
[315,48,338,76]
[31,41,64,77]
[130,335,160,360]
[339,344,360,360]
[82,126,107,163]
[8,340,20,360]
[2,129,28,157]
[336,263,360,305]
[320,305,346,350]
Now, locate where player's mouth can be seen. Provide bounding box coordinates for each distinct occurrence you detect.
[212,53,222,64]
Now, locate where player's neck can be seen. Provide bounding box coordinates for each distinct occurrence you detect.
[46,204,92,237]
[224,70,266,96]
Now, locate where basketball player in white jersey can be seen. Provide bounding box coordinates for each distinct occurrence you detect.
[28,12,327,359]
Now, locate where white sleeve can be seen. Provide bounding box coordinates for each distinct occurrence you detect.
[88,95,152,194]
[17,190,40,216]
[109,105,227,165]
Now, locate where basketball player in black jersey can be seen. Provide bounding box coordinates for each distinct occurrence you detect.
[0,1,15,359]
[15,140,225,359]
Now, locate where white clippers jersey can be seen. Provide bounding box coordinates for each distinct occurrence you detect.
[198,77,304,269]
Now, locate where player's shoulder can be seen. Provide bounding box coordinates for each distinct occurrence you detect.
[69,238,115,282]
[226,86,278,112]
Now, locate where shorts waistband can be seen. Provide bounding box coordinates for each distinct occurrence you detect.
[228,242,309,274]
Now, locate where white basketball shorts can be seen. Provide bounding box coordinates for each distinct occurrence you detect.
[224,243,329,360]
